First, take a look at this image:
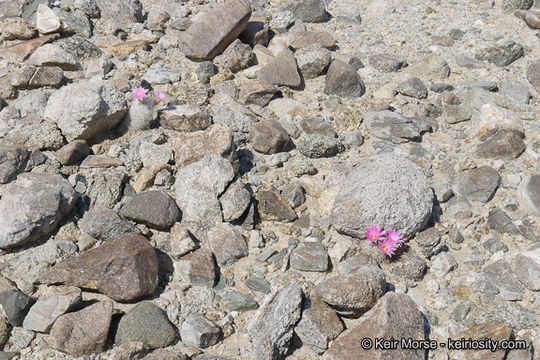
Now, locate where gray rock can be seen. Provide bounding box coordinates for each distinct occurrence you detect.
[475,40,524,67]
[36,4,61,34]
[44,79,127,141]
[139,143,174,169]
[446,196,473,219]
[0,146,29,184]
[290,242,329,272]
[160,105,213,132]
[23,286,81,333]
[180,313,221,349]
[414,228,443,259]
[214,39,254,73]
[249,281,303,360]
[281,183,305,208]
[115,301,176,349]
[369,53,408,72]
[295,45,331,79]
[142,67,180,85]
[74,0,100,18]
[332,154,433,239]
[238,79,278,107]
[511,244,540,291]
[245,275,271,294]
[196,61,217,84]
[475,131,526,159]
[300,117,337,137]
[314,267,387,316]
[364,110,431,143]
[2,290,34,327]
[385,248,427,281]
[474,260,524,301]
[487,208,519,234]
[258,49,301,88]
[120,191,181,230]
[452,166,500,203]
[219,288,259,311]
[174,248,217,287]
[284,0,328,22]
[11,89,54,117]
[473,103,524,139]
[526,60,540,92]
[324,60,365,98]
[518,175,540,215]
[396,77,428,99]
[502,0,533,10]
[85,169,128,210]
[297,134,344,158]
[94,0,142,27]
[500,82,531,104]
[256,190,297,222]
[79,209,139,241]
[430,252,457,277]
[337,253,378,275]
[169,224,197,259]
[207,223,248,266]
[55,140,89,165]
[219,180,251,222]
[179,0,251,60]
[54,8,92,37]
[0,173,76,249]
[146,9,170,31]
[27,44,77,70]
[251,119,293,154]
[466,302,537,330]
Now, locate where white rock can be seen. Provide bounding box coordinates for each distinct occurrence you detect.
[36,4,62,34]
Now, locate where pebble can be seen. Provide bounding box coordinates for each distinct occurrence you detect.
[324,60,366,98]
[452,166,501,203]
[120,190,181,230]
[180,313,221,349]
[517,175,540,215]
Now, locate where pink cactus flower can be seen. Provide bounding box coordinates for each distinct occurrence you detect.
[385,230,403,246]
[379,238,398,256]
[153,91,166,104]
[366,225,384,243]
[132,87,148,101]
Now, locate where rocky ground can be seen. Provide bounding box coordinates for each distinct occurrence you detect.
[0,0,539,359]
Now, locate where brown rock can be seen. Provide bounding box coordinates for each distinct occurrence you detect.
[450,321,513,360]
[258,49,301,88]
[214,39,254,73]
[288,31,335,49]
[526,59,540,92]
[80,154,123,168]
[475,130,526,159]
[324,60,365,98]
[48,301,113,356]
[238,79,277,106]
[179,0,252,60]
[256,190,297,222]
[452,166,501,203]
[239,17,269,46]
[171,124,234,166]
[207,223,248,266]
[38,233,158,302]
[0,33,60,62]
[0,18,36,40]
[55,140,90,165]
[515,9,540,30]
[250,118,293,154]
[28,66,64,87]
[179,248,217,287]
[474,104,524,140]
[159,104,213,132]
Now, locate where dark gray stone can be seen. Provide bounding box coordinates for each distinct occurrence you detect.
[324,60,365,98]
[475,131,526,159]
[219,288,259,311]
[452,166,501,203]
[0,146,29,184]
[120,191,181,230]
[284,0,328,22]
[281,183,305,208]
[369,53,407,72]
[474,260,524,301]
[79,209,140,241]
[2,290,34,327]
[364,110,432,143]
[251,119,293,155]
[207,223,248,266]
[396,77,428,99]
[245,275,271,294]
[475,40,524,67]
[487,208,519,234]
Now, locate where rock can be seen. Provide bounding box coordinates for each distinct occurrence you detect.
[120,191,181,230]
[314,267,386,317]
[249,281,303,360]
[160,105,213,132]
[0,33,59,62]
[395,77,428,99]
[526,60,540,92]
[207,223,248,266]
[139,143,174,168]
[288,31,335,49]
[406,55,450,79]
[452,166,501,203]
[256,190,297,222]
[0,173,76,249]
[94,0,142,27]
[332,154,433,239]
[238,79,278,106]
[54,8,92,37]
[0,146,29,184]
[369,54,408,72]
[295,45,331,79]
[179,0,251,60]
[143,349,187,360]
[215,39,254,73]
[171,124,234,166]
[475,40,524,67]
[196,61,217,84]
[281,183,305,208]
[511,244,540,291]
[169,224,198,259]
[324,60,365,98]
[48,301,113,356]
[36,4,61,34]
[474,260,524,301]
[11,89,53,115]
[258,49,301,88]
[442,104,472,124]
[487,208,519,234]
[430,252,457,277]
[0,18,36,41]
[142,67,180,85]
[85,169,128,210]
[180,313,221,349]
[239,17,269,46]
[324,292,426,360]
[219,288,259,311]
[414,228,442,259]
[27,44,78,70]
[219,180,251,222]
[39,234,158,302]
[250,119,293,154]
[364,110,431,143]
[290,242,329,272]
[79,209,139,241]
[246,274,271,294]
[23,286,81,333]
[0,2,22,19]
[295,296,344,354]
[44,79,127,141]
[146,9,170,31]
[175,248,217,287]
[284,0,328,22]
[0,318,11,352]
[473,104,524,139]
[115,301,176,349]
[451,321,513,360]
[518,175,540,215]
[297,134,344,158]
[515,8,540,30]
[386,248,427,281]
[270,11,295,33]
[55,140,89,165]
[446,196,473,219]
[27,66,64,88]
[503,0,533,10]
[80,154,123,168]
[475,130,526,159]
[2,290,34,327]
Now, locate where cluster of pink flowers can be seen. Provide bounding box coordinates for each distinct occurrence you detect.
[366,225,403,256]
[132,87,166,104]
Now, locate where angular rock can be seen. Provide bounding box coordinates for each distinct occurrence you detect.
[169,224,198,259]
[115,301,176,349]
[450,321,513,360]
[475,40,524,67]
[171,124,234,166]
[208,223,248,266]
[295,45,331,79]
[288,31,335,50]
[214,39,254,73]
[147,9,170,31]
[160,105,213,132]
[369,54,408,72]
[238,79,278,106]
[297,134,344,158]
[174,248,217,287]
[364,110,431,143]
[219,179,252,222]
[2,290,34,327]
[79,209,139,241]
[55,140,89,165]
[142,67,180,85]
[503,0,533,10]
[314,267,386,316]
[442,104,472,124]
[324,60,365,98]
[526,60,540,92]
[290,242,329,272]
[474,260,524,301]
[39,234,158,302]
[324,292,426,360]
[452,166,501,203]
[251,119,293,154]
[27,66,64,88]
[475,130,526,159]
[249,281,303,360]
[180,313,221,349]
[94,0,142,27]
[23,286,81,333]
[406,55,450,79]
[139,143,174,169]
[258,49,301,88]
[85,169,128,210]
[0,33,59,62]
[0,18,36,41]
[36,4,61,34]
[120,191,181,230]
[281,183,305,208]
[179,0,251,60]
[395,77,428,99]
[511,244,540,291]
[239,17,269,46]
[44,79,127,141]
[473,104,524,139]
[256,190,297,222]
[0,146,29,184]
[285,0,327,22]
[219,288,259,311]
[48,301,113,356]
[80,154,123,168]
[27,44,78,70]
[413,227,442,259]
[332,154,433,239]
[518,175,540,215]
[0,173,76,249]
[515,8,540,30]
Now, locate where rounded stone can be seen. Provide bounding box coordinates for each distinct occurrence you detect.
[518,175,540,215]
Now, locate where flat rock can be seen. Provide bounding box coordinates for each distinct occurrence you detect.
[38,234,158,302]
[406,55,450,79]
[475,130,526,159]
[80,154,123,168]
[0,17,35,41]
[219,288,259,311]
[214,39,254,73]
[219,179,252,222]
[79,209,140,241]
[395,77,428,99]
[94,0,142,27]
[44,78,127,141]
[85,169,128,210]
[120,191,181,230]
[0,33,59,62]
[324,60,365,98]
[115,301,176,349]
[180,313,221,349]
[27,44,78,70]
[518,175,540,215]
[295,45,332,79]
[238,79,278,106]
[48,301,113,356]
[169,224,198,260]
[511,244,540,291]
[160,105,213,132]
[56,140,89,165]
[450,321,513,360]
[256,190,297,222]
[332,154,433,239]
[258,49,301,88]
[473,104,524,139]
[284,0,327,22]
[474,260,524,302]
[314,267,387,317]
[249,281,303,360]
[174,248,217,287]
[452,166,501,203]
[179,0,251,60]
[323,292,426,360]
[0,173,76,249]
[207,223,248,266]
[23,286,81,333]
[288,31,335,49]
[364,110,432,143]
[297,134,344,158]
[251,119,293,155]
[290,242,329,272]
[475,40,524,67]
[369,53,408,72]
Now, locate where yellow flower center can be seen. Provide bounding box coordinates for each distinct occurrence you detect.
[382,245,388,251]
[371,234,377,239]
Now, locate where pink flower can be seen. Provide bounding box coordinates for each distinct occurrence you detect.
[385,230,403,246]
[366,225,384,243]
[379,238,398,256]
[153,91,166,104]
[133,87,148,101]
